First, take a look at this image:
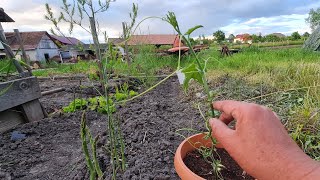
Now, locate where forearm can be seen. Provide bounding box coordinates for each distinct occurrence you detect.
[276,147,320,180]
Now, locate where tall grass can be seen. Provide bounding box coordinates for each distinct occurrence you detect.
[228,40,304,49]
[201,47,320,160]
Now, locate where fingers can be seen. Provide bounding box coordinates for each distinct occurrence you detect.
[213,100,247,121]
[219,112,234,125]
[209,118,234,148]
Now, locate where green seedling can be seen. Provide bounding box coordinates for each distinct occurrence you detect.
[164,11,223,179]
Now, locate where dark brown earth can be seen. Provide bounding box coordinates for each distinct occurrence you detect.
[0,75,268,180]
[184,149,254,180]
[0,77,205,180]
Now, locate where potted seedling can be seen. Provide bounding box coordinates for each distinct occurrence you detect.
[163,12,252,180]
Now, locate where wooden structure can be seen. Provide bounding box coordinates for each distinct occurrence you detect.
[0,8,45,133]
[0,77,44,132]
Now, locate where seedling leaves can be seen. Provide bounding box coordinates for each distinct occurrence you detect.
[181,63,204,91]
[185,25,203,36]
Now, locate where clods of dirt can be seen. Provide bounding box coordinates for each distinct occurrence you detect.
[0,77,204,180]
[184,149,254,180]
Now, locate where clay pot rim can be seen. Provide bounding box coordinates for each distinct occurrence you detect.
[174,133,212,180]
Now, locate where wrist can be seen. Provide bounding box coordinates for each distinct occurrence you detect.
[279,147,319,180]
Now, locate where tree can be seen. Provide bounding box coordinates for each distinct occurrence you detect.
[44,2,138,178]
[306,8,320,31]
[228,34,235,43]
[303,32,310,38]
[264,34,280,42]
[251,34,262,43]
[213,30,225,43]
[45,1,138,92]
[290,31,301,40]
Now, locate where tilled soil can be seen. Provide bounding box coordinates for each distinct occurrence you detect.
[0,77,204,179]
[184,149,254,180]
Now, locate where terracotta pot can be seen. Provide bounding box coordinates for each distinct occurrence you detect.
[174,133,213,180]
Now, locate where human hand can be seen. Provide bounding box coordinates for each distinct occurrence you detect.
[209,100,320,180]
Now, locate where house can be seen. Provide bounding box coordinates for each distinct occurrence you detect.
[108,38,124,45]
[50,35,86,61]
[127,34,179,47]
[271,33,286,38]
[59,43,111,61]
[234,34,252,44]
[5,31,60,62]
[50,34,83,46]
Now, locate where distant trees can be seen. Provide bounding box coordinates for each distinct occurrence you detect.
[303,32,310,38]
[213,30,225,43]
[251,34,263,43]
[306,8,320,31]
[228,34,235,43]
[264,34,281,42]
[290,31,301,40]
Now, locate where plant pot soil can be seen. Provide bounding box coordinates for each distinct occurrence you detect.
[175,133,254,180]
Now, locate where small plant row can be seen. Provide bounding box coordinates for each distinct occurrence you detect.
[62,89,138,113]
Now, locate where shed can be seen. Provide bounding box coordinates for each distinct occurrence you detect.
[108,38,124,45]
[127,34,178,47]
[50,34,83,47]
[5,31,60,62]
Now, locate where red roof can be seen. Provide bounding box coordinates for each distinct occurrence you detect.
[5,31,55,50]
[235,34,252,41]
[127,34,178,46]
[50,34,83,46]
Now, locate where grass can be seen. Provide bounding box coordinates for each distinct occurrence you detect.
[197,47,320,160]
[228,40,305,49]
[32,45,181,78]
[0,60,16,75]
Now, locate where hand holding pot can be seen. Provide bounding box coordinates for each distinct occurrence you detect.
[210,100,320,180]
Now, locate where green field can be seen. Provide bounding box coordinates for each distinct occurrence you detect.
[228,40,305,49]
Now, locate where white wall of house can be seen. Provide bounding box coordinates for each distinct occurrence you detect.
[36,49,59,61]
[36,34,59,61]
[14,50,36,61]
[12,35,59,62]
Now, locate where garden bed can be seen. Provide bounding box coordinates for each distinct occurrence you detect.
[0,77,205,179]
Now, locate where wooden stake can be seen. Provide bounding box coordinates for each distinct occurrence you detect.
[0,30,24,73]
[14,29,30,65]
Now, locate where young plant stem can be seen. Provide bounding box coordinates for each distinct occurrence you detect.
[80,111,96,180]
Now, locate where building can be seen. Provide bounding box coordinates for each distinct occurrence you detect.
[127,34,178,47]
[5,31,59,62]
[50,34,83,46]
[271,33,286,38]
[108,38,124,45]
[234,34,252,44]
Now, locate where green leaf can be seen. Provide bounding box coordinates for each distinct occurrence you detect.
[185,25,203,36]
[181,63,204,91]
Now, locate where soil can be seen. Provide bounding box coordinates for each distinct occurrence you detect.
[0,77,204,180]
[184,149,254,180]
[0,75,262,180]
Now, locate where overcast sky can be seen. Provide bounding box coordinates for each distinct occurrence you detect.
[1,0,319,43]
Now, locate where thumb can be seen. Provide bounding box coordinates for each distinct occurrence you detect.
[209,118,234,147]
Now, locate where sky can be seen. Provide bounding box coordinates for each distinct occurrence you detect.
[0,0,319,43]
